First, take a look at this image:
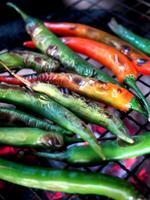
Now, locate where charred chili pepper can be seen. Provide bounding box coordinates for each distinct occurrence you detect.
[0,50,60,72]
[0,106,71,135]
[60,36,150,120]
[0,85,105,159]
[2,72,145,115]
[36,131,150,164]
[23,22,150,75]
[31,82,133,143]
[0,157,141,200]
[0,127,68,148]
[7,3,121,86]
[109,18,150,56]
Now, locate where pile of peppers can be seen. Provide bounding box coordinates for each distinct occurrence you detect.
[0,3,149,200]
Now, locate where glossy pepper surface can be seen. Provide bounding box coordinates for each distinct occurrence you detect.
[0,50,60,72]
[0,85,104,159]
[0,157,141,200]
[23,22,150,75]
[36,132,150,164]
[7,3,121,86]
[32,82,133,143]
[0,106,71,135]
[109,18,150,56]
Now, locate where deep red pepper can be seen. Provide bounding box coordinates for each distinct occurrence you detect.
[61,37,138,83]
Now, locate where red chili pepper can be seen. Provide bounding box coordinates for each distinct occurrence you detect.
[23,22,150,75]
[61,37,138,83]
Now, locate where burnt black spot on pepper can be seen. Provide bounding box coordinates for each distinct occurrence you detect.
[73,76,84,86]
[121,45,130,55]
[117,88,122,94]
[46,45,60,59]
[69,26,77,31]
[34,56,42,63]
[26,22,39,35]
[137,58,148,66]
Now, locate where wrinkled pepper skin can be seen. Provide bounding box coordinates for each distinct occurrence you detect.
[0,127,65,148]
[0,73,145,115]
[36,132,150,164]
[0,85,104,159]
[24,22,150,75]
[29,72,145,114]
[109,18,150,56]
[61,37,138,83]
[0,50,60,72]
[0,158,141,200]
[0,106,71,135]
[7,3,120,86]
[32,82,133,143]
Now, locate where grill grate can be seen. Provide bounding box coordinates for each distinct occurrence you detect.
[0,0,150,199]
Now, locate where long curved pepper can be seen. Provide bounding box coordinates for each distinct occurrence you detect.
[0,158,141,200]
[23,22,150,75]
[0,85,105,160]
[36,131,150,164]
[0,50,60,73]
[0,106,71,135]
[0,73,145,115]
[60,37,150,120]
[109,18,150,56]
[31,83,133,143]
[7,3,120,86]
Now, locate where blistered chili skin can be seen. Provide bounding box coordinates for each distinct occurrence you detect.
[12,50,60,72]
[61,37,138,83]
[0,73,135,112]
[41,73,134,112]
[0,50,60,72]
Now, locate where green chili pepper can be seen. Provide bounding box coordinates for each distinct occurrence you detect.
[0,127,68,148]
[0,106,71,135]
[0,157,141,200]
[36,132,150,164]
[0,85,105,159]
[109,18,150,55]
[32,82,133,143]
[0,50,60,72]
[7,3,121,86]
